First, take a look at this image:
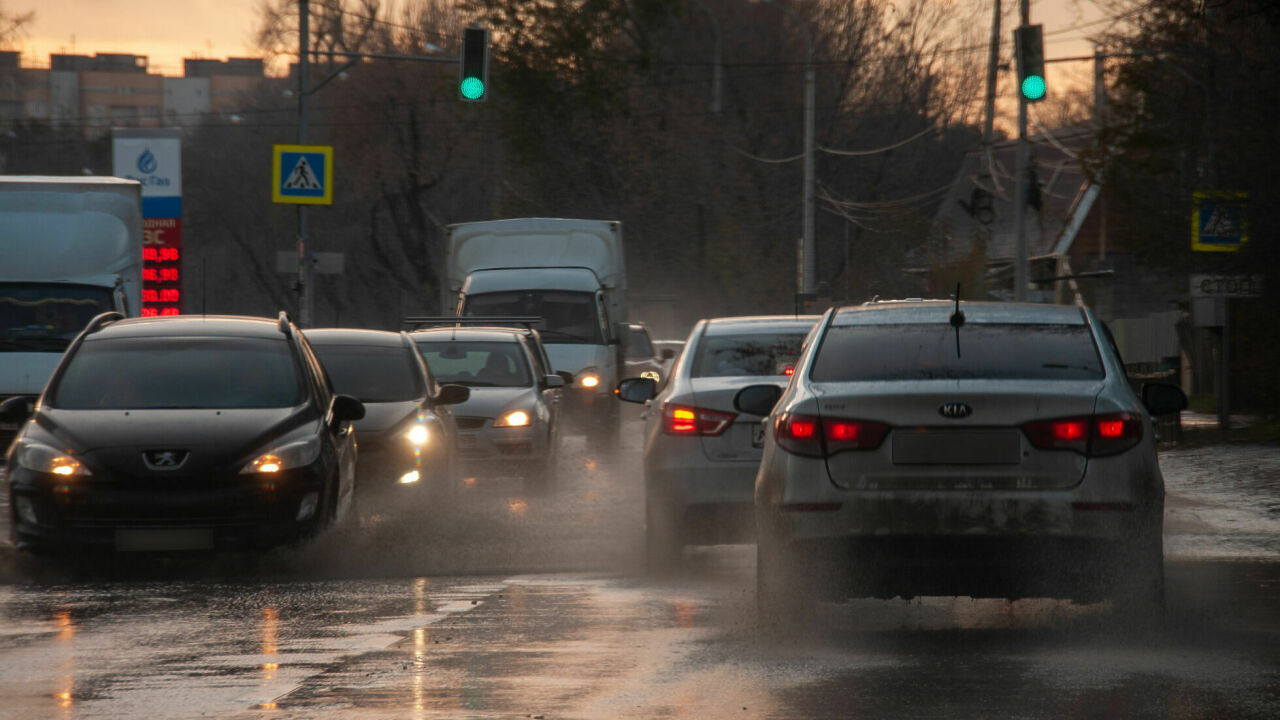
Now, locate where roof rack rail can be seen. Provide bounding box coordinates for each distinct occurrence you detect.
[401,316,544,331]
[277,311,294,335]
[84,311,125,334]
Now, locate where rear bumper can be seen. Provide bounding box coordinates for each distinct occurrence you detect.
[646,446,760,545]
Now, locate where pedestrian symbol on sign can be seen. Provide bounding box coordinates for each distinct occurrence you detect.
[284,156,322,190]
[272,144,333,205]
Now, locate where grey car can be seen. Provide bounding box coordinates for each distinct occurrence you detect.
[412,327,565,487]
[733,300,1188,621]
[616,315,820,572]
[304,329,469,510]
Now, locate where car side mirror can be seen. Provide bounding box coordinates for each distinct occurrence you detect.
[332,394,366,422]
[661,348,675,360]
[544,374,566,389]
[734,384,782,416]
[0,396,34,424]
[434,384,471,406]
[616,377,656,404]
[1141,383,1188,416]
[556,370,575,385]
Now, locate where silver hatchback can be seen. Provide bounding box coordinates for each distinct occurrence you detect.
[735,301,1187,619]
[616,315,819,572]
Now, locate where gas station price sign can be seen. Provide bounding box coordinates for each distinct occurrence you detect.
[141,217,182,316]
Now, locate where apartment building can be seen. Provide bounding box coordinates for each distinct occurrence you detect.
[0,51,266,137]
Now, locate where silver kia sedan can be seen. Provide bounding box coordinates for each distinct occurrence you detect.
[733,300,1188,622]
[616,315,820,573]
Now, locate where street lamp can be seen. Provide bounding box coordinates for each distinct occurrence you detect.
[749,0,815,295]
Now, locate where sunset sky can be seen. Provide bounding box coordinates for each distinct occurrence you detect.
[9,0,1109,82]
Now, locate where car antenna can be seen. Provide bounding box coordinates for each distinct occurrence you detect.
[949,283,965,358]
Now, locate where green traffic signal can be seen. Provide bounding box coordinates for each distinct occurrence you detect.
[1021,74,1046,101]
[459,27,489,102]
[460,76,485,100]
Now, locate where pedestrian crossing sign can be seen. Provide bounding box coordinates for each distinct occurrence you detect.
[273,144,333,205]
[1192,191,1248,252]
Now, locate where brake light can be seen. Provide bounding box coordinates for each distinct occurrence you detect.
[1022,413,1143,457]
[661,404,736,436]
[774,414,888,457]
[783,365,795,376]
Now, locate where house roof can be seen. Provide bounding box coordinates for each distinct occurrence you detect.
[931,126,1096,266]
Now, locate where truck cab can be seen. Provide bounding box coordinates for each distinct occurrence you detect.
[0,177,143,446]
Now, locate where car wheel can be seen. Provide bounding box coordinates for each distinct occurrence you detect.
[645,494,682,576]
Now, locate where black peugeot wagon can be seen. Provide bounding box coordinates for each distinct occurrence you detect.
[1,312,365,553]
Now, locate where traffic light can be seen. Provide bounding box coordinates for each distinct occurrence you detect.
[1014,24,1046,103]
[459,27,489,102]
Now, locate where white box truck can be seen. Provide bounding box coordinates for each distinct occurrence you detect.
[445,218,626,445]
[0,176,144,445]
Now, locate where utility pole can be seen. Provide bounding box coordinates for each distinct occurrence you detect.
[1014,0,1030,302]
[983,0,1000,149]
[296,0,313,327]
[802,42,815,295]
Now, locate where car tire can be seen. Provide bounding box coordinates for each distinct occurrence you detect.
[645,494,682,576]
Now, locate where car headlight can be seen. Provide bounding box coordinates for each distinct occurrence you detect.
[239,437,321,474]
[15,442,92,476]
[493,409,531,427]
[578,367,601,389]
[406,423,429,446]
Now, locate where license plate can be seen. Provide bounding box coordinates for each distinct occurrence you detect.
[751,423,767,448]
[115,528,214,552]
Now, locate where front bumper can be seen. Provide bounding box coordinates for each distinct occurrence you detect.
[7,464,329,552]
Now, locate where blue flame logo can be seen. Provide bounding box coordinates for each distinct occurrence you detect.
[136,148,158,174]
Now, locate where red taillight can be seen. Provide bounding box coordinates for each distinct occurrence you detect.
[661,404,736,436]
[775,414,888,457]
[783,365,795,376]
[1023,413,1143,457]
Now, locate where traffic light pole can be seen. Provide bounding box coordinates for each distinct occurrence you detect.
[1014,0,1030,302]
[297,0,313,327]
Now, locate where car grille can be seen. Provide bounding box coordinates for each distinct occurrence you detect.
[456,417,488,430]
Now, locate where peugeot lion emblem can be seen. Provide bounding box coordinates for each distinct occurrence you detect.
[142,450,189,471]
[938,402,972,419]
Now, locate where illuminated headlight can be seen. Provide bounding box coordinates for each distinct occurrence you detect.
[640,370,661,382]
[406,424,429,446]
[399,470,420,484]
[494,409,531,427]
[240,437,321,474]
[15,442,92,477]
[579,374,600,388]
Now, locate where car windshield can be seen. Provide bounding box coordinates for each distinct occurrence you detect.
[51,336,303,409]
[692,332,807,378]
[810,323,1105,381]
[309,343,423,402]
[463,291,602,344]
[0,283,114,352]
[416,340,533,388]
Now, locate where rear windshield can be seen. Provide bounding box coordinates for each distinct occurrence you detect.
[309,344,423,403]
[416,341,532,388]
[625,328,654,359]
[810,324,1105,381]
[52,337,303,409]
[692,332,807,378]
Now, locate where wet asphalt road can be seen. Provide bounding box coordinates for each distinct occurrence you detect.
[2,423,1280,719]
